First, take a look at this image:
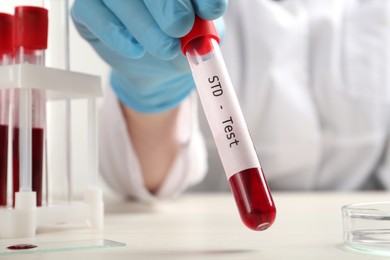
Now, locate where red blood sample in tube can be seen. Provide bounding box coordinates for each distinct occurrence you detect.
[0,125,9,206]
[13,128,44,206]
[182,17,276,231]
[0,13,13,207]
[229,168,276,230]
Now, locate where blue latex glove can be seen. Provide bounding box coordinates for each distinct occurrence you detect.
[71,0,227,113]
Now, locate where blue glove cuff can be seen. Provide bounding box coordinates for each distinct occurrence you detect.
[111,71,195,114]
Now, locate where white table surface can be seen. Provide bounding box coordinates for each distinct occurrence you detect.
[2,192,390,259]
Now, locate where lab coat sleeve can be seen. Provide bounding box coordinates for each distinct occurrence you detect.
[98,87,207,201]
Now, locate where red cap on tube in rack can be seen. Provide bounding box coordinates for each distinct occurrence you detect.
[180,16,220,56]
[14,6,48,50]
[0,13,13,55]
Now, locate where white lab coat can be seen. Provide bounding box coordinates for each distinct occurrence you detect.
[99,0,390,200]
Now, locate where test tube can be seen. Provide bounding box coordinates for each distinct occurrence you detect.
[44,0,72,203]
[181,17,276,231]
[0,13,13,207]
[12,6,48,207]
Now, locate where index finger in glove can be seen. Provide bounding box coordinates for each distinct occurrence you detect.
[71,0,144,58]
[192,0,228,20]
[142,0,195,38]
[102,0,180,60]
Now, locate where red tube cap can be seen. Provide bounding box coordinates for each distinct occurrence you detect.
[180,16,220,55]
[0,13,13,55]
[14,6,48,50]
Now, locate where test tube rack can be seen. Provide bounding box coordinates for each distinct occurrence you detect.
[0,64,104,238]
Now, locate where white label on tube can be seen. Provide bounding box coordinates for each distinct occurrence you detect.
[192,57,260,179]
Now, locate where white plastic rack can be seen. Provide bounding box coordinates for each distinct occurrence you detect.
[0,64,104,238]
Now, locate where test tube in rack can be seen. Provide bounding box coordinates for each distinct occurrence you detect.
[0,13,13,207]
[12,6,48,207]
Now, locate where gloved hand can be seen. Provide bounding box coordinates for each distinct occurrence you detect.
[71,0,227,113]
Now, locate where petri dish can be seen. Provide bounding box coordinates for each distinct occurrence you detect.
[342,202,390,256]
